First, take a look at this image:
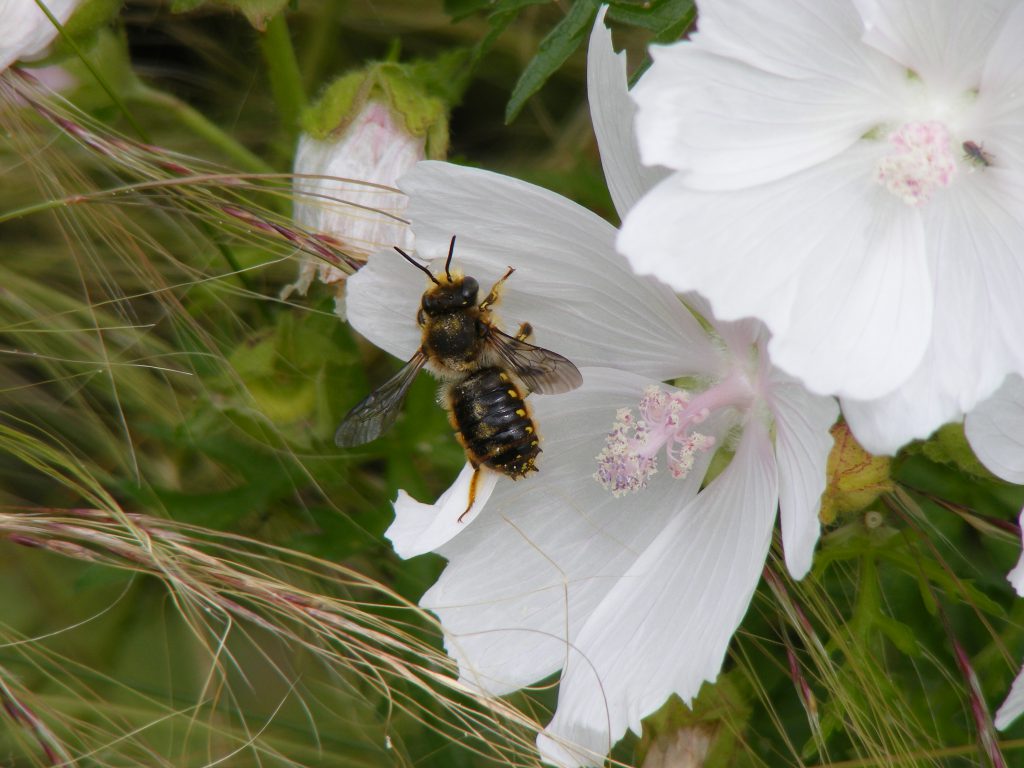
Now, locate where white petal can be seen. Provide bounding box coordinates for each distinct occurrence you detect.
[633,44,894,189]
[965,375,1024,484]
[398,161,719,380]
[619,146,932,401]
[764,190,930,401]
[0,0,81,70]
[385,463,500,559]
[537,726,609,768]
[975,2,1024,172]
[978,0,1024,99]
[344,247,423,361]
[766,368,840,579]
[539,417,778,765]
[929,171,1024,409]
[423,369,716,697]
[711,314,766,368]
[845,170,1024,453]
[696,0,890,82]
[586,6,668,217]
[1008,511,1024,597]
[839,368,948,456]
[853,0,1012,93]
[995,663,1024,731]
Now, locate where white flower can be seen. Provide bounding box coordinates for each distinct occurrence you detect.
[343,11,837,766]
[619,0,1024,455]
[965,374,1024,730]
[289,100,423,299]
[1,0,83,71]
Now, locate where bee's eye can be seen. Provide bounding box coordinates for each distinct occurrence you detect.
[461,277,479,302]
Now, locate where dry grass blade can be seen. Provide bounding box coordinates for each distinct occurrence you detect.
[0,505,550,766]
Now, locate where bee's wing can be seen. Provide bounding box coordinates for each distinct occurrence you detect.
[486,328,582,395]
[335,351,427,447]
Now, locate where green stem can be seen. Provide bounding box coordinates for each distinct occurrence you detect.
[299,0,345,92]
[0,199,67,225]
[128,86,273,175]
[31,0,148,141]
[260,13,307,143]
[851,554,879,643]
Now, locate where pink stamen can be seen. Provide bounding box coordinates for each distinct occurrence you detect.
[594,375,754,497]
[875,121,956,206]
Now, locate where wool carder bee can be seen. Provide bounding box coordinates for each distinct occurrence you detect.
[335,236,582,517]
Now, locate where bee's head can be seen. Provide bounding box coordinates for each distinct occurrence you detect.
[395,236,478,315]
[421,273,479,314]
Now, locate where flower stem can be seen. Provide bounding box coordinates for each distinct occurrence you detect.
[0,199,66,225]
[260,13,307,144]
[298,1,345,92]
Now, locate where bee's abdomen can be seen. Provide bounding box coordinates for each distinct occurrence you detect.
[449,367,540,478]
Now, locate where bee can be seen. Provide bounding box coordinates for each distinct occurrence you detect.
[335,236,582,517]
[962,140,993,168]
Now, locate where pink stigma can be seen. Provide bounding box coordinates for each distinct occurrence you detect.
[594,385,716,497]
[875,121,956,206]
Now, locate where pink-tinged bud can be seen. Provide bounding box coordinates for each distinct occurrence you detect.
[1,0,85,71]
[286,63,449,314]
[292,101,424,285]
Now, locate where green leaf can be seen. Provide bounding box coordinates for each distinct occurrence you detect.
[447,0,548,47]
[505,0,600,124]
[887,551,1007,618]
[915,567,940,616]
[463,0,556,77]
[614,0,696,85]
[606,0,695,34]
[448,0,547,20]
[917,422,996,480]
[874,615,921,657]
[492,0,554,12]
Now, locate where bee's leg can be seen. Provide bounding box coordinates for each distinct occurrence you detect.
[458,463,482,523]
[514,322,533,342]
[479,266,515,311]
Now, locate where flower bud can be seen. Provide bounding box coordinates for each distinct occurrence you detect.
[287,65,449,312]
[640,725,713,768]
[819,422,893,524]
[1,0,85,71]
[636,678,748,768]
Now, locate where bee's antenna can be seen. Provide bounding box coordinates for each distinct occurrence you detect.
[444,235,456,281]
[394,246,440,285]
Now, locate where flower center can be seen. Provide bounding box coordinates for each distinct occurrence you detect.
[874,121,956,206]
[594,374,755,497]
